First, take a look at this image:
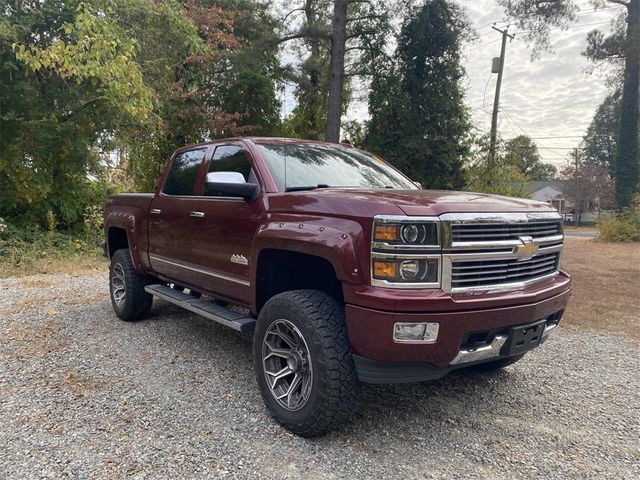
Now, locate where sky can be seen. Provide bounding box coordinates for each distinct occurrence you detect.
[335,0,622,169]
[453,0,623,168]
[278,0,622,168]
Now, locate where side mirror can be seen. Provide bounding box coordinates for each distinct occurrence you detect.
[413,181,422,189]
[204,171,260,201]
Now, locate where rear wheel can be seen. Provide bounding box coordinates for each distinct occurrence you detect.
[253,290,359,437]
[109,249,153,321]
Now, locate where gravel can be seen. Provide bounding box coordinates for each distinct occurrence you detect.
[0,272,638,479]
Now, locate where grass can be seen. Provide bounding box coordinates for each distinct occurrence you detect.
[0,224,106,278]
[0,250,105,278]
[561,238,640,340]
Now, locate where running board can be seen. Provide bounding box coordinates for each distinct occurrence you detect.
[145,284,256,333]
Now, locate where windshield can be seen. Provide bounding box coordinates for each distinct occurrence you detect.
[256,143,417,192]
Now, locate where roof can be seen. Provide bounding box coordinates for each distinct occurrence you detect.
[173,137,354,153]
[512,181,570,196]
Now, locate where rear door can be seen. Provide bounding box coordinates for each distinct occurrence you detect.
[187,143,263,304]
[147,147,208,285]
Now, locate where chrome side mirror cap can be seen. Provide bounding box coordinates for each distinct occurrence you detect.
[206,171,246,184]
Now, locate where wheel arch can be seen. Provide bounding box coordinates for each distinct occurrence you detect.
[254,249,346,313]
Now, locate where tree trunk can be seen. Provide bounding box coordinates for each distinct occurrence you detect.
[325,0,348,143]
[615,0,640,208]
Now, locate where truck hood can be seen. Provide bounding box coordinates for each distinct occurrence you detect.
[268,188,554,218]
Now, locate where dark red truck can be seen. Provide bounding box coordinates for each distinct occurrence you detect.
[104,137,571,436]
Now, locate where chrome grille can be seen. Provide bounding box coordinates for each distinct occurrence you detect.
[451,221,562,242]
[440,212,564,293]
[451,252,560,289]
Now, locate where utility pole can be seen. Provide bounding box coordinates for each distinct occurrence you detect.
[574,147,580,227]
[488,25,515,171]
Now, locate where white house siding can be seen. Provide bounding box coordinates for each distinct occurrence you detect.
[531,185,564,203]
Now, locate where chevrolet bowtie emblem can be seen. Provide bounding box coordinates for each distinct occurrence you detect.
[513,236,539,261]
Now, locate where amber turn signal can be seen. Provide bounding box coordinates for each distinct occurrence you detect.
[372,260,398,279]
[374,224,400,242]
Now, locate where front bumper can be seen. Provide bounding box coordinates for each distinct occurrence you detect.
[344,276,571,384]
[353,322,558,384]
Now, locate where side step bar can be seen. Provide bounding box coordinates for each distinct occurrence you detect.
[145,284,256,333]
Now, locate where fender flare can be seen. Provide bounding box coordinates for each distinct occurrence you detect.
[251,216,365,288]
[104,210,145,271]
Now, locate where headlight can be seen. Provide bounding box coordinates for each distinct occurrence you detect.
[371,216,441,289]
[372,257,439,284]
[373,221,438,246]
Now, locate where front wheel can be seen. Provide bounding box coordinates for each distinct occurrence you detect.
[253,290,359,437]
[109,249,153,322]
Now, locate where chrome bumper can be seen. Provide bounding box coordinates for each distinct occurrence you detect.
[450,323,557,366]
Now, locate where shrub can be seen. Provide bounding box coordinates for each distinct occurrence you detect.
[0,220,102,276]
[597,195,640,242]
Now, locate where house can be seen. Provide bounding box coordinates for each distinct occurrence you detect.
[512,181,601,224]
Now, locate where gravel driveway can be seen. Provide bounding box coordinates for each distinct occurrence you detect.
[1,272,638,479]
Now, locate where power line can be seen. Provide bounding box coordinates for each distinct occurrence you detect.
[512,20,613,35]
[500,108,579,157]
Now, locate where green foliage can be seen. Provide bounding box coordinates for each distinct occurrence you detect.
[364,0,470,189]
[581,91,621,177]
[503,135,557,181]
[465,134,528,197]
[214,0,284,136]
[597,195,640,242]
[0,218,102,274]
[15,1,154,120]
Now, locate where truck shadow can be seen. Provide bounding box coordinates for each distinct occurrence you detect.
[149,301,533,438]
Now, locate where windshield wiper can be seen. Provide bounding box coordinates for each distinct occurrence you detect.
[285,184,331,192]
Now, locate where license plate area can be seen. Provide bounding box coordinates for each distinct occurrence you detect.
[502,319,546,356]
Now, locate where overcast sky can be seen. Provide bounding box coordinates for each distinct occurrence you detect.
[279,0,622,168]
[456,0,623,168]
[345,0,623,168]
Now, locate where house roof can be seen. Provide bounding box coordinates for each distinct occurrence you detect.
[512,181,570,196]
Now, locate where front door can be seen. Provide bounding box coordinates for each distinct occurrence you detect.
[187,143,263,305]
[147,147,208,286]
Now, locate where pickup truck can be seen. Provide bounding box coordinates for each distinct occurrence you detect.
[104,137,571,436]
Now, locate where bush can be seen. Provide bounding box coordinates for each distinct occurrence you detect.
[0,219,103,276]
[597,195,640,242]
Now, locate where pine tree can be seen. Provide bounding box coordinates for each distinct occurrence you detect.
[364,0,470,189]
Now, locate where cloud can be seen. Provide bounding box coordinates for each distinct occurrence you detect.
[344,0,622,167]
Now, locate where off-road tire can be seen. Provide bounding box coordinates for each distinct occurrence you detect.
[253,290,359,437]
[109,249,153,322]
[469,353,525,372]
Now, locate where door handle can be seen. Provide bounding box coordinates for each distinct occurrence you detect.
[150,208,161,214]
[189,211,205,218]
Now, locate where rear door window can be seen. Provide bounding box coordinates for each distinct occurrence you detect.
[163,149,206,196]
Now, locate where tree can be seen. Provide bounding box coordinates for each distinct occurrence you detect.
[1,0,159,227]
[122,0,241,190]
[466,133,527,195]
[0,0,242,224]
[503,135,557,180]
[581,91,622,176]
[497,0,639,208]
[279,0,392,142]
[560,154,616,223]
[209,0,285,136]
[364,0,470,189]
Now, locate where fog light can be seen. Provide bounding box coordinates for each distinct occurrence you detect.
[393,322,439,343]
